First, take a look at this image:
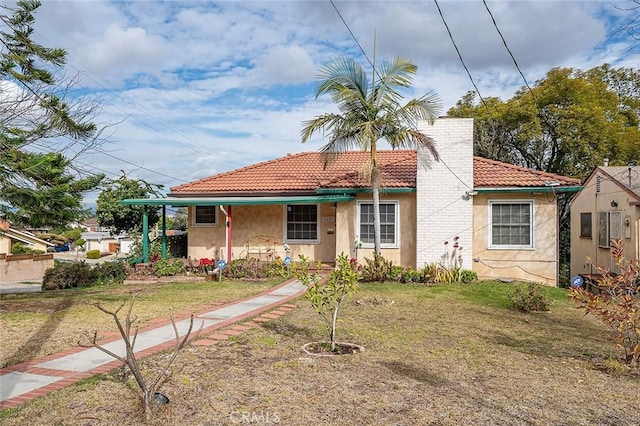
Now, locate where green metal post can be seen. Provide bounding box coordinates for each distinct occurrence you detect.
[142,209,149,263]
[162,205,167,258]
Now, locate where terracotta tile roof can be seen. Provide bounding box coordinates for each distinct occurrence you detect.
[170,151,580,195]
[473,157,581,188]
[170,151,417,195]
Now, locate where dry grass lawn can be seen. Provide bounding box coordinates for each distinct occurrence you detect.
[0,279,278,368]
[1,281,639,425]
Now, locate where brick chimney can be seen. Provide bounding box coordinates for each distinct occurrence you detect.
[0,218,9,231]
[416,117,474,267]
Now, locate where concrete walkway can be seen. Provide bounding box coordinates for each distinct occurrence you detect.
[0,279,305,410]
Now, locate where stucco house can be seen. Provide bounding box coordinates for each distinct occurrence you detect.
[0,219,54,254]
[570,163,640,276]
[139,118,580,286]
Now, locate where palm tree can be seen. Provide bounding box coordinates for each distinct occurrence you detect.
[301,56,442,254]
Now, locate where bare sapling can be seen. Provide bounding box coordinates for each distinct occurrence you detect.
[86,291,201,421]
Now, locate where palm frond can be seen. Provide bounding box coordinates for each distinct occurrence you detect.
[316,57,368,112]
[373,57,418,106]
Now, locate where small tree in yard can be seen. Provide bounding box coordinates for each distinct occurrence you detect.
[86,292,200,421]
[296,253,358,352]
[570,240,640,368]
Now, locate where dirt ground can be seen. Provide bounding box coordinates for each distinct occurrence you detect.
[1,283,639,425]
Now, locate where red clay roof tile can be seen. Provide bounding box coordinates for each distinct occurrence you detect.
[473,157,580,188]
[170,151,580,195]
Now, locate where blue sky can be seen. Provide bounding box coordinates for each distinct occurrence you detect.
[25,0,640,205]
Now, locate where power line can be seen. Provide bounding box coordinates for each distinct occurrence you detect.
[328,0,473,191]
[433,0,488,108]
[328,0,377,73]
[482,0,538,105]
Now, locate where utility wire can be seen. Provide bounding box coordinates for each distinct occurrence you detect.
[329,0,473,191]
[433,0,487,108]
[482,0,538,105]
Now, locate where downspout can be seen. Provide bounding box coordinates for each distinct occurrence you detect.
[161,205,167,259]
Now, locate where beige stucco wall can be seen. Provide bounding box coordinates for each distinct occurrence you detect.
[570,173,640,276]
[0,234,9,254]
[186,193,417,267]
[335,193,417,267]
[0,232,49,254]
[472,193,559,286]
[187,203,338,263]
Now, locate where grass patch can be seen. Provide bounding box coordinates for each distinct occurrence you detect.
[1,280,638,425]
[0,278,281,368]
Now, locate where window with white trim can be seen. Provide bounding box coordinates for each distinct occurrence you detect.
[193,206,217,225]
[357,201,399,247]
[286,204,319,242]
[489,201,533,248]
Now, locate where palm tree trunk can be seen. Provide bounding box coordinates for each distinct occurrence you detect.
[372,167,382,255]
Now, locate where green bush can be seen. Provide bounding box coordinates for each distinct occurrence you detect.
[508,283,551,312]
[260,258,288,278]
[94,260,128,285]
[359,252,393,282]
[153,258,184,277]
[11,243,33,254]
[43,261,96,290]
[75,238,86,248]
[226,258,260,279]
[43,260,127,290]
[86,249,101,259]
[460,269,478,284]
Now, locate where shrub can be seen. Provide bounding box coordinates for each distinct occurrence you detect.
[508,283,551,312]
[297,253,358,352]
[153,258,184,277]
[11,243,33,254]
[93,261,127,285]
[75,238,86,249]
[570,239,640,368]
[260,258,288,278]
[86,249,101,259]
[43,261,96,290]
[460,269,478,284]
[226,258,260,279]
[359,252,392,282]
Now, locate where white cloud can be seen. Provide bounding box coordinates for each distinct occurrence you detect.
[10,0,637,207]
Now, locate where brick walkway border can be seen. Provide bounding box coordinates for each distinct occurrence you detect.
[0,279,303,410]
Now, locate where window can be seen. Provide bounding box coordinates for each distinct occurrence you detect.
[194,206,217,225]
[580,213,592,238]
[357,201,398,247]
[489,201,533,248]
[286,204,318,242]
[598,211,622,247]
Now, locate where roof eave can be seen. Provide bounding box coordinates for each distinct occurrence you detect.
[119,194,355,207]
[315,187,415,194]
[475,185,583,194]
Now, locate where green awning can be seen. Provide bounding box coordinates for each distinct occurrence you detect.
[119,194,354,207]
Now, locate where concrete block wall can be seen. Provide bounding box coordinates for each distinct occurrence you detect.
[416,117,474,268]
[0,253,53,283]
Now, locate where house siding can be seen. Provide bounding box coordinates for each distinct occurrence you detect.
[186,203,338,262]
[335,193,416,267]
[472,193,558,285]
[570,170,640,276]
[416,117,474,268]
